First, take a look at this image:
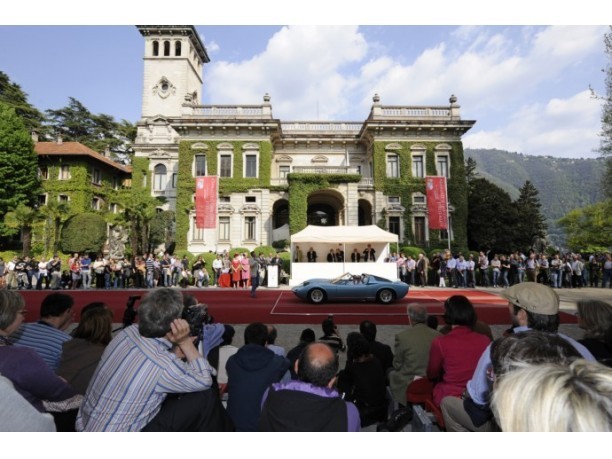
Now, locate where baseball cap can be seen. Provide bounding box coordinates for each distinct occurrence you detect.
[500,283,559,316]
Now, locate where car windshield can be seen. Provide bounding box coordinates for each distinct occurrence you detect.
[330,273,354,284]
[330,273,372,285]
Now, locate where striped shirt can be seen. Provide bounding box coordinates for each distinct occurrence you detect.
[11,322,72,371]
[76,325,214,432]
[145,258,155,272]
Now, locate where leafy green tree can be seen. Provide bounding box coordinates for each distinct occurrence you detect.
[0,71,46,132]
[467,177,518,253]
[40,199,71,255]
[60,213,107,254]
[108,190,164,256]
[558,200,612,252]
[45,97,136,162]
[149,210,176,251]
[0,103,41,238]
[4,204,44,257]
[513,180,548,251]
[591,27,612,198]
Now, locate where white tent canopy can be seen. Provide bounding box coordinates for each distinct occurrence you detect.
[289,225,399,286]
[291,225,398,244]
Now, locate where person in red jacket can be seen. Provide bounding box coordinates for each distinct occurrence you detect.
[427,295,491,407]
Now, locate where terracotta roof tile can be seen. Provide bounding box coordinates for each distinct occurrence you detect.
[35,141,132,173]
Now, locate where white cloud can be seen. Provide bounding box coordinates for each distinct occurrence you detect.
[205,26,367,119]
[203,25,606,158]
[204,40,220,54]
[529,26,606,59]
[464,90,602,157]
[360,25,606,113]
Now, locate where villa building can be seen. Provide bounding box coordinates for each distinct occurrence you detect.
[133,25,475,254]
[34,135,132,253]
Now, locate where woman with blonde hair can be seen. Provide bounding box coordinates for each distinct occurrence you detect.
[491,359,612,432]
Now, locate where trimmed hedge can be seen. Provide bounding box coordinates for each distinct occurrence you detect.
[60,213,107,254]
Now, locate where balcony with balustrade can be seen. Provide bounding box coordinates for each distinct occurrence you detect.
[182,104,273,119]
[270,166,373,189]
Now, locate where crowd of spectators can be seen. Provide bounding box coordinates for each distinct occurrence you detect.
[0,250,288,291]
[1,283,611,432]
[388,249,612,289]
[2,249,609,293]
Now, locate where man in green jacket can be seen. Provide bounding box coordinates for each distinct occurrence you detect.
[389,303,441,406]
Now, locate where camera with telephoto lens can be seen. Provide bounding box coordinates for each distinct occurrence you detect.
[122,295,141,328]
[181,303,213,347]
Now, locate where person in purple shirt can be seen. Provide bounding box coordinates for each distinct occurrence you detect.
[259,342,361,431]
[0,290,77,414]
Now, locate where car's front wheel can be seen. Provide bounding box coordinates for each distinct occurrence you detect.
[377,288,395,304]
[308,288,326,304]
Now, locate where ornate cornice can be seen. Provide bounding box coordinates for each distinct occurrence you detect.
[240,203,261,214]
[218,203,234,214]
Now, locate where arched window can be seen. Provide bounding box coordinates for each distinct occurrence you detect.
[163,41,170,56]
[152,40,159,56]
[175,41,182,56]
[154,164,167,191]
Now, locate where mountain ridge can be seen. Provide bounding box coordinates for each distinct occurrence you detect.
[464,148,606,246]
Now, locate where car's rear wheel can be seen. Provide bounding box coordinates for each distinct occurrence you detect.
[377,288,395,304]
[308,288,326,304]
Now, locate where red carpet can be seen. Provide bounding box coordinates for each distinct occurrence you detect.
[17,287,577,326]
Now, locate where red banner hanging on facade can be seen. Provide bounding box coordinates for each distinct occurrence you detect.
[425,176,448,230]
[195,176,218,229]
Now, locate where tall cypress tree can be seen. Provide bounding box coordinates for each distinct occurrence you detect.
[600,28,612,198]
[514,180,547,251]
[467,177,518,253]
[0,103,41,238]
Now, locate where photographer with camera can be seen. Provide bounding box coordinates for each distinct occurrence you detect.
[181,294,225,358]
[77,288,230,432]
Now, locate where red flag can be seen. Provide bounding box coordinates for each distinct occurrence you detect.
[426,176,448,230]
[195,176,218,229]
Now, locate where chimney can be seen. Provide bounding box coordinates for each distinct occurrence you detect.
[104,147,111,157]
[57,135,63,145]
[31,130,39,143]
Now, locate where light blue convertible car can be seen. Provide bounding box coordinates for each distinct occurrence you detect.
[292,272,409,305]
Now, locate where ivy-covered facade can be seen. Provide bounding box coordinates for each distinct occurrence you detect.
[134,26,475,254]
[33,138,132,254]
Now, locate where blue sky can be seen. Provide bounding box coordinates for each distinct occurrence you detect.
[1,3,609,159]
